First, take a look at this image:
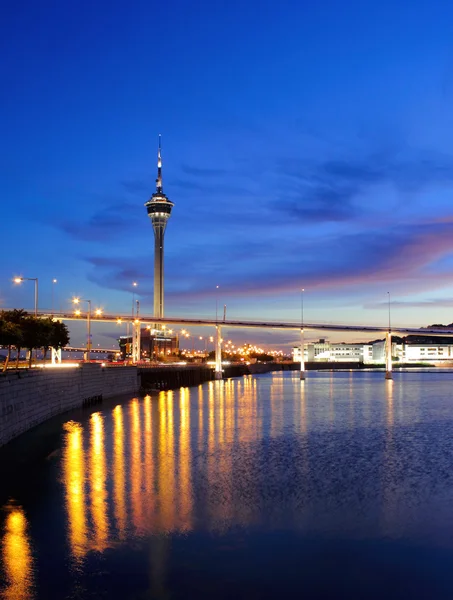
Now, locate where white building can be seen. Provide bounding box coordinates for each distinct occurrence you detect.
[292,340,452,364]
[293,340,363,363]
[404,344,453,362]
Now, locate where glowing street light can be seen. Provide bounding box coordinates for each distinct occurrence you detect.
[132,282,138,318]
[72,297,92,361]
[13,276,38,316]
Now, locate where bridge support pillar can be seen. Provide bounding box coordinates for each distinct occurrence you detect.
[385,331,392,380]
[132,321,141,364]
[215,325,222,380]
[300,328,305,380]
[50,347,61,365]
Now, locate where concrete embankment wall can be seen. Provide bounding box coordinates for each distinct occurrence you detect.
[0,364,139,447]
[139,362,299,391]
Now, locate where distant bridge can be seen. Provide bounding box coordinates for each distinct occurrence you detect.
[7,309,453,380]
[32,310,453,337]
[61,347,117,354]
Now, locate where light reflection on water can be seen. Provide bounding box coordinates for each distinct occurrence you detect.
[3,371,453,598]
[1,507,34,600]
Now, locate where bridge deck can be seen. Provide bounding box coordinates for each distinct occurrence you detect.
[20,311,453,337]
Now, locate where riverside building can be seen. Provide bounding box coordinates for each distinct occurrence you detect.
[293,340,453,364]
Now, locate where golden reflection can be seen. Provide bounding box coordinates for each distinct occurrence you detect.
[253,378,259,439]
[89,412,109,551]
[216,379,235,526]
[381,378,397,536]
[239,376,259,443]
[198,384,204,451]
[225,378,235,444]
[129,398,143,533]
[1,507,34,600]
[179,388,192,530]
[207,381,216,523]
[270,373,284,438]
[218,380,225,445]
[300,380,307,436]
[208,382,215,453]
[143,395,153,499]
[63,420,87,561]
[158,391,176,530]
[112,405,127,539]
[386,379,394,428]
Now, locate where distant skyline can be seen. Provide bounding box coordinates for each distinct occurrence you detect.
[2,0,453,349]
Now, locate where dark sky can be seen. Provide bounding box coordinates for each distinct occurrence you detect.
[2,0,453,349]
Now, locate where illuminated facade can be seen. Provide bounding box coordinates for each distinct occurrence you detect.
[144,135,174,323]
[292,340,453,364]
[119,330,178,361]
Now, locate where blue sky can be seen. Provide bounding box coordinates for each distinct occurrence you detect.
[2,0,453,349]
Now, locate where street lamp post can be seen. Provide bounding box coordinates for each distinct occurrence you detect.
[73,297,92,361]
[214,285,222,379]
[300,288,305,380]
[215,285,219,322]
[51,279,57,314]
[385,292,392,380]
[132,282,138,318]
[14,277,38,316]
[387,291,391,332]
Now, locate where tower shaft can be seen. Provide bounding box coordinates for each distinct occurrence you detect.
[153,225,165,320]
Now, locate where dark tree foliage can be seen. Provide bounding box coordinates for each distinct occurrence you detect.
[0,311,71,370]
[48,320,70,350]
[0,319,22,372]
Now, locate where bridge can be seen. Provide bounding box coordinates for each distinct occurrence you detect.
[32,310,453,336]
[29,310,453,381]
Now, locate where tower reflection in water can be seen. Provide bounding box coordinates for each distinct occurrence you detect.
[1,506,34,600]
[60,379,265,558]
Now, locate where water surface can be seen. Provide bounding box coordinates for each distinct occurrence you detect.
[2,371,453,599]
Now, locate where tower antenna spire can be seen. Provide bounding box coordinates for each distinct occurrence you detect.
[156,133,163,193]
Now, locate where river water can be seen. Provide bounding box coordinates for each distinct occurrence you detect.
[2,370,453,599]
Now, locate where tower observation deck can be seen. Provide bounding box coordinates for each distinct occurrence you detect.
[144,135,174,323]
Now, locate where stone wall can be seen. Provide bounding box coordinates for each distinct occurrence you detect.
[0,364,139,447]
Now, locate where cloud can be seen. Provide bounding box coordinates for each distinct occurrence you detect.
[273,185,359,223]
[180,165,228,177]
[161,217,453,300]
[58,201,143,241]
[273,147,453,224]
[363,298,453,310]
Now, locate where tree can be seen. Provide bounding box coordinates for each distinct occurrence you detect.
[40,318,56,362]
[0,311,70,369]
[0,309,27,370]
[48,320,70,353]
[20,317,51,368]
[0,319,22,372]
